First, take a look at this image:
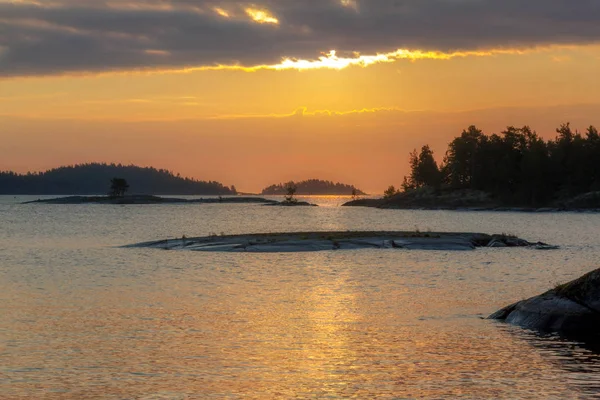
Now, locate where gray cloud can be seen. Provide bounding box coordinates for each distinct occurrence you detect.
[2,0,600,77]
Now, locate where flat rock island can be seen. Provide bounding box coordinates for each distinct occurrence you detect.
[124,231,555,253]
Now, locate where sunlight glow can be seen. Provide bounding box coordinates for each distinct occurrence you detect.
[144,49,170,56]
[274,50,388,70]
[213,7,230,18]
[340,0,358,10]
[204,106,406,121]
[245,7,279,25]
[8,45,547,80]
[166,47,527,74]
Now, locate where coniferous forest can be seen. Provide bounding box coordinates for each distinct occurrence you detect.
[400,123,600,207]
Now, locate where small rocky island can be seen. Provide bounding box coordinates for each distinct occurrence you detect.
[124,231,554,253]
[489,268,600,339]
[24,195,279,205]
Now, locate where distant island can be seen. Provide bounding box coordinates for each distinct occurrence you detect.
[261,179,365,196]
[0,163,236,195]
[25,195,277,205]
[345,123,600,211]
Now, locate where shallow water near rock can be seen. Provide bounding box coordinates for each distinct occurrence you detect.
[2,195,600,398]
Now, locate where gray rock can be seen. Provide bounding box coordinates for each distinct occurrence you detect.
[490,268,600,337]
[126,231,546,253]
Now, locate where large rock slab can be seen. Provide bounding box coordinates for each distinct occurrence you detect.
[124,231,550,253]
[490,268,600,338]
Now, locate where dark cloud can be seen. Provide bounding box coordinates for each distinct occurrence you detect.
[2,0,600,77]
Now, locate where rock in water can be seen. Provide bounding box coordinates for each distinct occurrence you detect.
[489,268,600,338]
[125,231,549,253]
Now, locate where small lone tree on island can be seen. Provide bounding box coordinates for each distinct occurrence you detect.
[351,188,359,200]
[284,182,298,203]
[109,177,129,198]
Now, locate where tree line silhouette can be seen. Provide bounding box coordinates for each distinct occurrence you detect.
[262,179,365,196]
[0,163,236,195]
[400,123,600,206]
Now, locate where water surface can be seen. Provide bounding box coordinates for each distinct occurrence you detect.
[2,195,600,398]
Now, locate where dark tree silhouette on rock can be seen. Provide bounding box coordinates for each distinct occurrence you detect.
[384,185,399,199]
[284,182,298,203]
[402,145,442,191]
[109,178,129,198]
[390,122,600,207]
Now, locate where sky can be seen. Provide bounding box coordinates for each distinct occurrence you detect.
[2,0,600,193]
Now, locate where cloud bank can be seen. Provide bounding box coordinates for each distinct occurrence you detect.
[2,0,600,77]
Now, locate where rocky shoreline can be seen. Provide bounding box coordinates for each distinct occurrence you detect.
[343,189,600,212]
[344,201,600,213]
[124,231,555,253]
[489,268,600,341]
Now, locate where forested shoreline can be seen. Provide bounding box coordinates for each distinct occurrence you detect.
[4,122,600,205]
[0,163,236,195]
[396,123,600,207]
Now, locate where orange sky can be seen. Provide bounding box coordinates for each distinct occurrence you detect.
[2,1,600,193]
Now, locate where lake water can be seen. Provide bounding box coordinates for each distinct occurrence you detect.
[2,195,600,399]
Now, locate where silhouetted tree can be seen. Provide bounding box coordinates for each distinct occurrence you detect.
[443,125,486,188]
[384,185,399,199]
[403,145,441,190]
[401,176,414,192]
[585,126,600,191]
[109,178,129,197]
[284,182,297,203]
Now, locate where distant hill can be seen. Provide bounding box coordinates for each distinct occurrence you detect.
[261,179,366,195]
[0,163,236,195]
